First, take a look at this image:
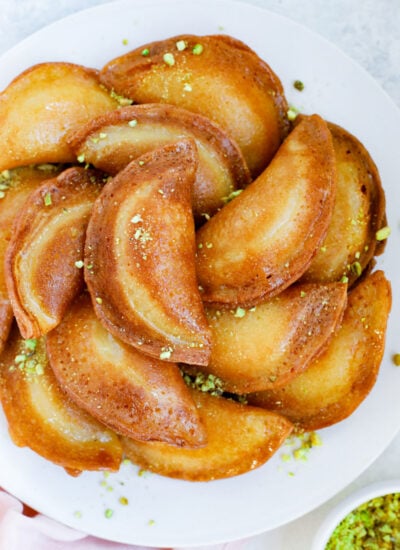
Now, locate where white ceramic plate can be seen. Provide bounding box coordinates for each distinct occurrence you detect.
[0,0,400,547]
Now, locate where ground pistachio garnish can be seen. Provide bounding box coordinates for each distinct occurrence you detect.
[326,493,400,549]
[109,89,133,106]
[392,354,400,366]
[281,431,322,464]
[11,338,45,379]
[182,371,224,396]
[293,79,305,91]
[222,189,243,204]
[287,106,299,121]
[376,226,391,241]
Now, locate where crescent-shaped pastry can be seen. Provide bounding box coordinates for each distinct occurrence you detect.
[68,104,251,220]
[184,282,347,394]
[248,271,391,430]
[85,139,212,365]
[301,121,386,285]
[100,34,290,176]
[0,166,62,354]
[195,115,337,307]
[5,167,103,339]
[46,294,207,448]
[121,388,293,481]
[0,62,118,171]
[0,327,122,474]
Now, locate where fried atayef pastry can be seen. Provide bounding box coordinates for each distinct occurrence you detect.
[46,294,206,448]
[0,62,118,171]
[301,121,386,285]
[248,271,391,430]
[0,166,62,354]
[5,167,103,339]
[189,282,347,394]
[121,388,293,481]
[68,104,251,220]
[0,328,122,474]
[85,140,211,365]
[100,34,289,176]
[196,115,337,307]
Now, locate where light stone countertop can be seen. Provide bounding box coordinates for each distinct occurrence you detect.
[1,1,399,549]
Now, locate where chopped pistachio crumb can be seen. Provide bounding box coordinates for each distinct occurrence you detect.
[119,496,129,506]
[148,519,155,526]
[234,307,246,318]
[326,493,400,549]
[104,509,114,519]
[159,347,173,360]
[376,226,391,241]
[74,511,82,519]
[35,364,44,375]
[222,189,243,204]
[44,192,52,206]
[99,132,107,140]
[287,106,299,121]
[0,191,5,199]
[281,453,291,463]
[206,242,213,248]
[77,154,85,163]
[75,260,84,269]
[138,160,145,166]
[110,89,133,106]
[130,214,143,224]
[341,275,349,284]
[192,43,204,55]
[1,169,10,180]
[183,83,192,92]
[122,38,129,45]
[300,290,307,298]
[282,431,323,465]
[176,40,187,51]
[393,354,400,366]
[320,246,327,253]
[141,48,150,56]
[293,80,305,91]
[96,297,103,304]
[183,371,224,396]
[138,468,148,477]
[163,52,175,66]
[24,339,37,351]
[128,119,138,127]
[351,261,362,277]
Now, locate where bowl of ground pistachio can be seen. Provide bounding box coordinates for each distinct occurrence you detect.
[312,480,400,550]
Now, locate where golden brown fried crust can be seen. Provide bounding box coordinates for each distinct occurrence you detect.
[183,282,347,394]
[0,326,122,473]
[5,167,103,339]
[121,388,293,481]
[46,293,207,448]
[301,121,386,285]
[195,114,337,307]
[248,271,391,430]
[100,34,290,176]
[0,62,118,171]
[84,139,212,365]
[0,167,64,354]
[67,103,251,220]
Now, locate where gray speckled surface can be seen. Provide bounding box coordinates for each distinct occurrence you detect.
[0,1,399,549]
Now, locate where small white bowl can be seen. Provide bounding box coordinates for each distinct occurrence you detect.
[311,479,400,550]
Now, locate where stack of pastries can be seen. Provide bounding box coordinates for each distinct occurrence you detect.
[0,34,390,481]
